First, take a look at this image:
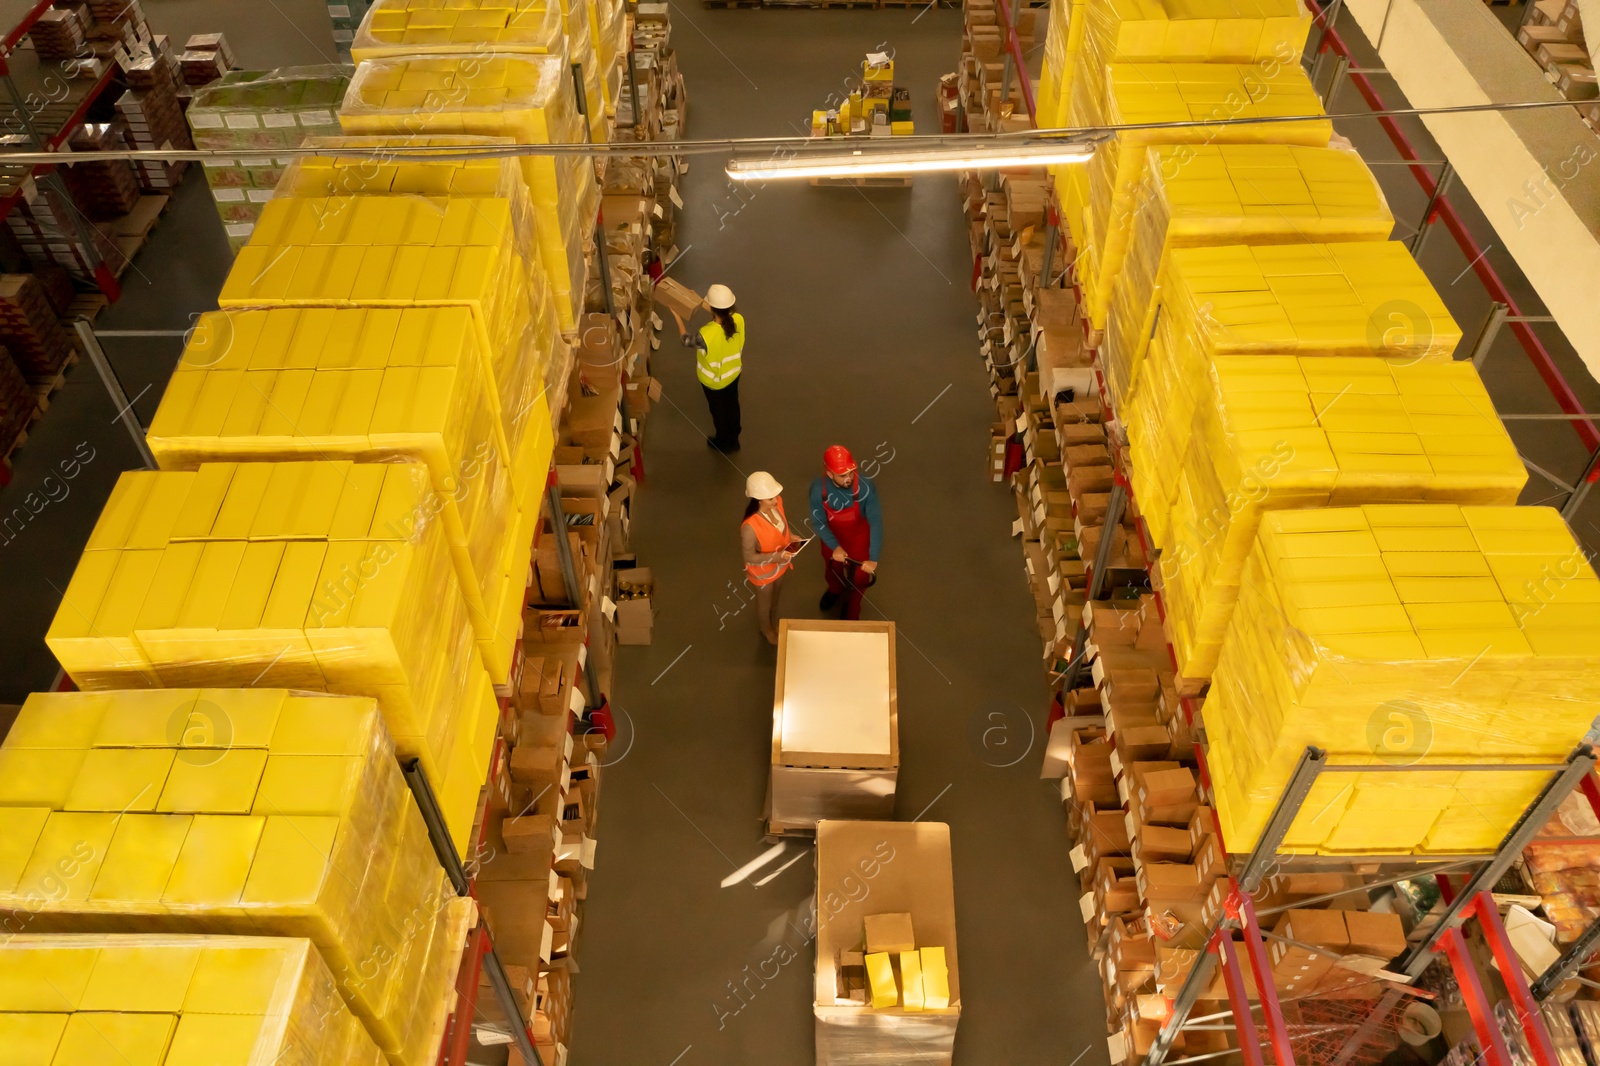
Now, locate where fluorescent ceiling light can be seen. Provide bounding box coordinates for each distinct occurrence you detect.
[725,141,1098,181]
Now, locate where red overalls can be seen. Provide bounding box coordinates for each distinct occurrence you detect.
[823,476,875,621]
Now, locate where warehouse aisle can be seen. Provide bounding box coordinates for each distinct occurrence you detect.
[573,8,1109,1064]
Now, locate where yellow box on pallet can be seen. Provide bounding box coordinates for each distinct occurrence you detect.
[350,0,614,131]
[1070,62,1333,326]
[1148,240,1462,381]
[1100,144,1395,408]
[0,934,384,1066]
[44,462,501,823]
[1207,505,1600,855]
[145,306,544,681]
[1129,352,1525,680]
[0,690,472,1066]
[338,54,599,329]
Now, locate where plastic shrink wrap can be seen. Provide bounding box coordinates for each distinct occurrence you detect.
[1101,144,1395,408]
[0,933,384,1066]
[1131,348,1524,679]
[218,189,563,473]
[43,464,501,854]
[185,66,353,252]
[0,691,476,1066]
[337,51,599,331]
[1068,62,1332,326]
[1207,505,1600,856]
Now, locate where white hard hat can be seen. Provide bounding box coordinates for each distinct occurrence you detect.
[745,471,782,499]
[706,284,736,310]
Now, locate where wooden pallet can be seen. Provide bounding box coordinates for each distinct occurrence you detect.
[0,398,46,486]
[102,193,172,279]
[32,349,78,411]
[65,294,109,324]
[701,0,762,7]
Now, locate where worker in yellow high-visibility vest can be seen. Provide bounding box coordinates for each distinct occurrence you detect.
[672,283,745,452]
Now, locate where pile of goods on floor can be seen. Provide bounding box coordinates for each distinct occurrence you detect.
[959,0,1600,1062]
[810,52,915,139]
[4,1,688,1063]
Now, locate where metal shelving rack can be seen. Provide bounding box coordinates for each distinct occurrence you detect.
[0,0,123,301]
[991,7,1600,1062]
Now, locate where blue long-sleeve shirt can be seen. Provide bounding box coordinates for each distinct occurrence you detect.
[809,474,883,561]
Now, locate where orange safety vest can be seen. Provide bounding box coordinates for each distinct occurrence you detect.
[743,499,793,587]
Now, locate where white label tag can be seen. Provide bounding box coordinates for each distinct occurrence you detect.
[223,113,260,130]
[1015,414,1027,433]
[1079,892,1096,923]
[262,113,296,129]
[669,185,684,208]
[1011,518,1023,537]
[298,109,335,126]
[652,202,664,218]
[601,595,616,622]
[1070,843,1088,872]
[650,311,663,330]
[568,687,585,714]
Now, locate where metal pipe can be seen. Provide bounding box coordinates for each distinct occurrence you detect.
[1469,303,1509,368]
[1239,747,1326,893]
[400,760,545,1066]
[1561,445,1600,520]
[1408,161,1451,257]
[75,321,156,469]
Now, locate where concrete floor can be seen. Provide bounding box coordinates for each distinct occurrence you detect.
[0,2,1594,1064]
[570,11,1101,1066]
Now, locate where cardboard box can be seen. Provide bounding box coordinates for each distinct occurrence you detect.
[1342,911,1405,958]
[864,912,916,954]
[652,276,704,319]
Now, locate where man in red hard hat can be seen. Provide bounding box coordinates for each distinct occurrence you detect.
[809,444,883,620]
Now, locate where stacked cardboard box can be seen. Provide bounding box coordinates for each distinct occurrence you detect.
[0,275,75,384]
[0,934,386,1066]
[179,32,234,87]
[6,180,121,283]
[955,0,1038,133]
[0,690,473,1066]
[117,50,194,193]
[186,66,352,250]
[28,6,90,61]
[61,123,142,221]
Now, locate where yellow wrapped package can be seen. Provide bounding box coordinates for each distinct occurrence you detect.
[1147,241,1461,402]
[1130,354,1525,680]
[338,53,599,329]
[351,0,609,137]
[145,307,536,683]
[215,192,563,507]
[1036,0,1076,132]
[44,462,502,827]
[0,934,384,1066]
[1067,0,1309,133]
[1207,505,1600,855]
[1070,62,1333,325]
[589,0,628,112]
[1100,145,1395,409]
[279,136,575,427]
[0,691,479,1066]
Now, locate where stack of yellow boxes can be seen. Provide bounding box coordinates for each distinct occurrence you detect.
[349,0,615,136]
[1130,351,1526,680]
[144,308,529,686]
[1100,144,1395,409]
[278,136,573,421]
[44,463,501,851]
[0,934,383,1066]
[1207,505,1600,855]
[217,192,555,450]
[1072,63,1333,327]
[0,690,473,1066]
[338,54,600,332]
[1150,242,1462,373]
[1035,0,1077,132]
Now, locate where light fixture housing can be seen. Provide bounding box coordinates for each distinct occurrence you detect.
[724,139,1100,181]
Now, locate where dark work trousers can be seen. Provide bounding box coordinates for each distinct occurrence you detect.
[702,377,741,449]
